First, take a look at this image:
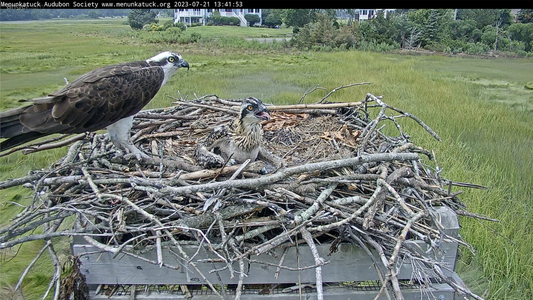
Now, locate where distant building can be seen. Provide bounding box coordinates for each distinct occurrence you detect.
[356,9,395,21]
[174,9,262,27]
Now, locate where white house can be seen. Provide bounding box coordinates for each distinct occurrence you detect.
[174,9,262,27]
[356,9,395,21]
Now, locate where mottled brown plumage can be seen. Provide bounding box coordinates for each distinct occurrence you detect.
[195,97,284,170]
[1,51,188,156]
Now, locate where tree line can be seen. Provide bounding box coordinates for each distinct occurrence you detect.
[264,9,533,56]
[0,9,137,20]
[2,8,532,56]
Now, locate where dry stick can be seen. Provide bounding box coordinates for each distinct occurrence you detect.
[81,234,180,270]
[229,241,246,300]
[43,242,61,300]
[364,235,395,300]
[39,209,63,300]
[170,97,239,115]
[268,101,364,111]
[374,211,426,300]
[428,263,485,300]
[115,195,224,299]
[159,153,419,196]
[179,161,264,181]
[215,213,235,279]
[0,133,87,157]
[378,178,415,217]
[309,176,385,234]
[0,229,112,250]
[155,230,163,267]
[360,96,388,150]
[236,217,318,259]
[274,247,289,279]
[14,239,52,292]
[247,258,329,272]
[294,183,338,225]
[298,84,327,104]
[300,227,324,300]
[366,93,440,142]
[140,156,201,172]
[456,210,499,222]
[318,82,371,103]
[22,133,88,155]
[346,228,391,300]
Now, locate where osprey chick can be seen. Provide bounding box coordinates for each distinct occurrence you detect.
[0,51,189,159]
[195,97,284,170]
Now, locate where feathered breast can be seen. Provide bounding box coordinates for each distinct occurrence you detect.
[230,118,263,152]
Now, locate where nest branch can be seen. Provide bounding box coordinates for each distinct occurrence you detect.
[0,91,489,300]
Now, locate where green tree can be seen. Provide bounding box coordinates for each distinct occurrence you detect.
[263,9,283,28]
[291,12,360,50]
[450,19,481,43]
[458,9,502,29]
[283,9,318,29]
[508,23,533,52]
[87,10,100,19]
[245,14,260,26]
[128,9,158,30]
[517,9,533,23]
[210,10,222,25]
[408,9,453,49]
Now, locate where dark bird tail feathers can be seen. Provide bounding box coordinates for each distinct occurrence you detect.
[0,131,50,152]
[0,105,50,152]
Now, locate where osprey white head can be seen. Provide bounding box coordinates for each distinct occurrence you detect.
[146,51,189,85]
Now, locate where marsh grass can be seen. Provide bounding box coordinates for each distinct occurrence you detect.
[0,19,532,299]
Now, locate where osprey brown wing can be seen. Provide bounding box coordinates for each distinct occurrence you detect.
[21,62,165,134]
[0,61,165,151]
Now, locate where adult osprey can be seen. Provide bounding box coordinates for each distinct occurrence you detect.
[195,97,284,170]
[0,51,189,159]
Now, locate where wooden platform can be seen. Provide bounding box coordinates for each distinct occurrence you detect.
[72,206,462,299]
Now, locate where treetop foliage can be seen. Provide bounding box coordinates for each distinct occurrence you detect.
[283,9,532,56]
[128,9,158,30]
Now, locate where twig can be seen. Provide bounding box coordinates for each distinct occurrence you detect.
[295,183,337,224]
[159,153,419,195]
[268,101,363,111]
[374,211,426,300]
[318,82,371,103]
[300,227,324,300]
[14,240,52,292]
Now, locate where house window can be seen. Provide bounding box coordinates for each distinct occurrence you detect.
[193,9,200,13]
[362,10,367,15]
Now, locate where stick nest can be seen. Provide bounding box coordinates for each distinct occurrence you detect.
[0,92,489,300]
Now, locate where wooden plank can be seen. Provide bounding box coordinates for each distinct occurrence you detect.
[87,283,456,300]
[72,206,460,285]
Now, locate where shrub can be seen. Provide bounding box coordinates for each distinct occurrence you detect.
[128,9,157,30]
[465,42,490,54]
[245,14,260,26]
[173,22,186,31]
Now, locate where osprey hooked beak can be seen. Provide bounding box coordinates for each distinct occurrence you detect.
[255,107,270,121]
[240,97,271,123]
[178,58,189,70]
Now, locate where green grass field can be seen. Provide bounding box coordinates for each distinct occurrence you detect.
[1,19,532,299]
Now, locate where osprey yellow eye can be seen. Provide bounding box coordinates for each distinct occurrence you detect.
[168,57,175,62]
[247,105,253,111]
